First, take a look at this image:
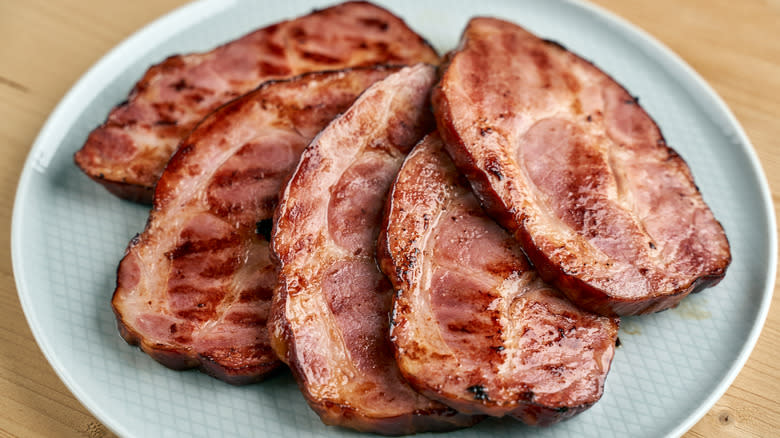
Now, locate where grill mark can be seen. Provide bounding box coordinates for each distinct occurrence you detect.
[168,286,227,322]
[198,256,241,279]
[225,312,267,327]
[300,51,344,64]
[359,17,390,31]
[529,48,552,88]
[239,285,274,303]
[209,192,278,218]
[166,235,240,259]
[257,61,292,76]
[210,167,283,188]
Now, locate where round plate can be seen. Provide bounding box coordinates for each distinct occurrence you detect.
[12,1,776,437]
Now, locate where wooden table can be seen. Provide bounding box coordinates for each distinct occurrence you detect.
[1,1,777,436]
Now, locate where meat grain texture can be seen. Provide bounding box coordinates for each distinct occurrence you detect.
[379,132,619,425]
[270,64,480,435]
[112,67,399,385]
[75,1,438,203]
[433,17,731,316]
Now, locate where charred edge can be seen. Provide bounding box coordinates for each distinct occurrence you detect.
[542,38,567,51]
[467,385,490,401]
[80,169,155,204]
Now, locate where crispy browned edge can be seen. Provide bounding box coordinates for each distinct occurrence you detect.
[432,32,731,316]
[74,1,440,205]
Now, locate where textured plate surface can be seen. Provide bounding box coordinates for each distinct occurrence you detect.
[11,1,776,437]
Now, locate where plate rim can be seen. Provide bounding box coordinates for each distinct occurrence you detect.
[10,1,777,437]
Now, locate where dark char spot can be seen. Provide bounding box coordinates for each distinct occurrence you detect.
[467,385,489,401]
[255,219,273,241]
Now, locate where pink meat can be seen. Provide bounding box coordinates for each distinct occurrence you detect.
[378,132,618,425]
[112,66,398,384]
[433,17,731,316]
[75,1,439,203]
[270,64,480,435]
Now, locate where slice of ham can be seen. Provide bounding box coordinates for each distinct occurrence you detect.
[112,66,399,385]
[433,17,731,316]
[75,1,439,203]
[270,64,479,434]
[378,132,619,426]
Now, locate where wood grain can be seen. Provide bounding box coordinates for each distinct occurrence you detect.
[1,1,777,437]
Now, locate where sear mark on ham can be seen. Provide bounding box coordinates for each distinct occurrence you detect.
[270,64,480,435]
[432,17,730,316]
[377,132,619,425]
[111,66,399,385]
[75,1,439,203]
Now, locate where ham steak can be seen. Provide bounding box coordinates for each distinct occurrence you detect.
[270,64,478,434]
[112,66,399,384]
[432,17,731,316]
[75,1,439,203]
[378,132,619,425]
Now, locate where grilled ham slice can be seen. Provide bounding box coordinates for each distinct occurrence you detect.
[75,1,439,203]
[433,17,731,316]
[112,66,399,384]
[378,132,619,425]
[270,64,479,434]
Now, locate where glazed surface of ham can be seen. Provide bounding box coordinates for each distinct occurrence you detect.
[433,17,731,316]
[75,1,439,203]
[112,67,398,384]
[270,64,478,435]
[378,132,619,425]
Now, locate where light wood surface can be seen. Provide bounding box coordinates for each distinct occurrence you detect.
[1,1,777,437]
